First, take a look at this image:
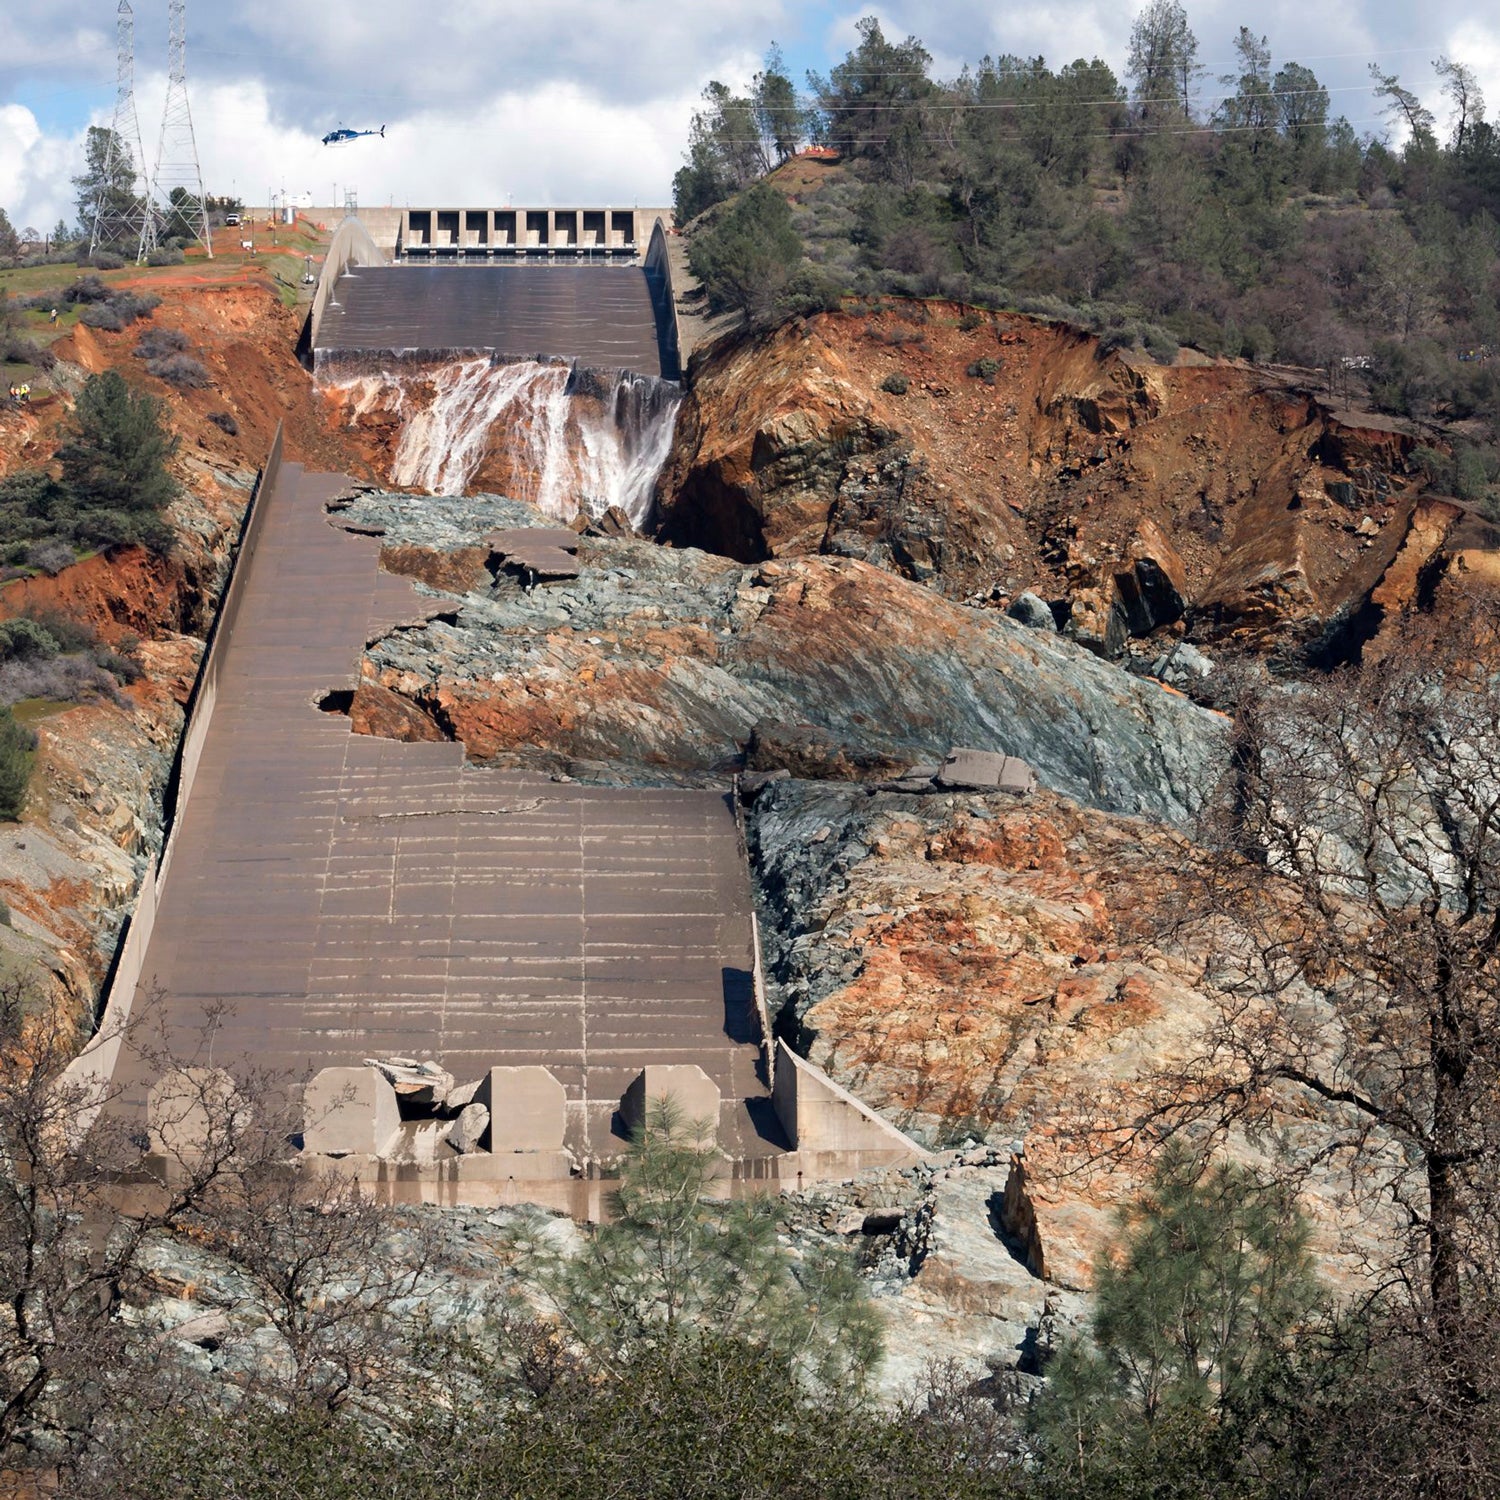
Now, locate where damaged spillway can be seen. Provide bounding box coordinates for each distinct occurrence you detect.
[327,359,682,527]
[309,251,685,526]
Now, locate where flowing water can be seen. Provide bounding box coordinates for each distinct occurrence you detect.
[327,358,682,529]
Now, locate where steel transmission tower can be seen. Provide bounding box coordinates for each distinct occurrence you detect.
[148,0,212,260]
[89,1,157,261]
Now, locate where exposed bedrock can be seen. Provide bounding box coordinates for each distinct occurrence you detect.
[338,492,1225,826]
[745,776,1396,1301]
[656,305,1493,658]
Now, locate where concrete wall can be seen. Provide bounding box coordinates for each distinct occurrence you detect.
[642,217,683,383]
[304,217,389,360]
[61,425,287,1124]
[772,1040,929,1178]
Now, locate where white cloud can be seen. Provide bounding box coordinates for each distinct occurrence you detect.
[0,72,703,231]
[155,73,698,210]
[5,1,1500,232]
[0,104,85,234]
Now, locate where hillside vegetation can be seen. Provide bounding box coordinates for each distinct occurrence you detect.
[681,7,1500,502]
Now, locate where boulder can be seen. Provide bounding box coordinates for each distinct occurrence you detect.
[1007,592,1057,632]
[1151,642,1214,688]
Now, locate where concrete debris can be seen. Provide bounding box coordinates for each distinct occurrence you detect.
[1150,642,1215,688]
[446,1102,490,1154]
[937,748,1036,796]
[446,1076,483,1110]
[366,1057,455,1107]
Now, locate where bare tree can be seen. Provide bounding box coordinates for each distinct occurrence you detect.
[0,984,269,1475]
[177,1162,437,1415]
[1152,598,1500,1357]
[1435,56,1486,157]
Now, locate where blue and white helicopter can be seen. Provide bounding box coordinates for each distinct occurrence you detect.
[322,124,385,146]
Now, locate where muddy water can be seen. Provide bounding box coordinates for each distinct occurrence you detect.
[325,358,682,527]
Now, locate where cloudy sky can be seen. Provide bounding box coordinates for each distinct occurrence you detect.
[2,0,1498,234]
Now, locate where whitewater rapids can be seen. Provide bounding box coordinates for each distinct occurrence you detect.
[329,359,682,529]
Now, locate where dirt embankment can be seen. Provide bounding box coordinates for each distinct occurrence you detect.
[658,304,1498,661]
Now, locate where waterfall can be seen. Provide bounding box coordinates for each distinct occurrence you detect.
[329,359,681,529]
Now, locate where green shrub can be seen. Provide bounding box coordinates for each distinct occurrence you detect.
[0,706,36,820]
[0,333,57,371]
[965,356,999,382]
[0,619,60,662]
[1238,322,1276,363]
[776,264,844,318]
[18,609,96,655]
[958,309,984,332]
[134,327,190,360]
[880,371,910,394]
[145,353,210,387]
[1098,324,1142,354]
[24,538,75,575]
[78,304,124,332]
[62,275,112,304]
[1142,324,1180,364]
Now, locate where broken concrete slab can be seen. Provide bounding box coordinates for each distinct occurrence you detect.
[447,1102,490,1154]
[937,748,1037,796]
[365,1057,455,1108]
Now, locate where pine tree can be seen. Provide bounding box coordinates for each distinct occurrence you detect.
[56,371,179,518]
[686,183,805,323]
[532,1096,882,1390]
[72,126,140,245]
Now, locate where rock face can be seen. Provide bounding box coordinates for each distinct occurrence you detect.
[657,305,1495,658]
[0,640,198,1028]
[747,775,1396,1306]
[338,492,1225,826]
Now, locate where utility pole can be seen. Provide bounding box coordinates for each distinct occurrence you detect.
[147,0,212,259]
[90,1,156,262]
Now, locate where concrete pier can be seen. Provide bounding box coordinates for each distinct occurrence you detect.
[398,207,664,258]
